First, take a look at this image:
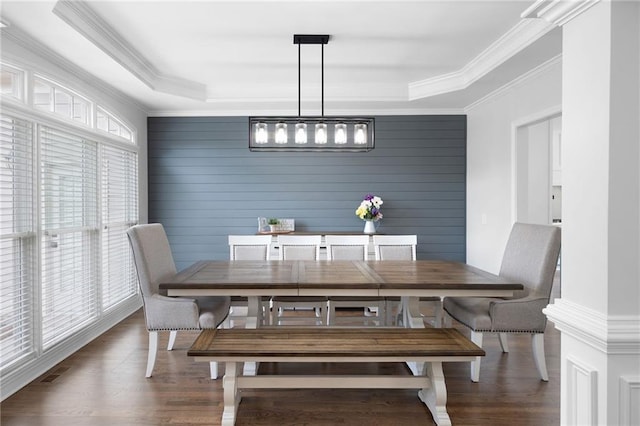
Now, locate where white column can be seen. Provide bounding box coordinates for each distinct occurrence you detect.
[539,1,640,425]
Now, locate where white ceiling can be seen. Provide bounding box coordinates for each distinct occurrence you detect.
[0,0,562,115]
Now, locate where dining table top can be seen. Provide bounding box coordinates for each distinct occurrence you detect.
[159,260,523,297]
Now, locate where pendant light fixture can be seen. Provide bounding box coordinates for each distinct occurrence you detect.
[249,34,375,152]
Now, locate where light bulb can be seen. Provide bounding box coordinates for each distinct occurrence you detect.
[315,123,327,144]
[255,122,268,144]
[354,123,367,145]
[295,123,307,144]
[334,123,347,144]
[275,122,287,144]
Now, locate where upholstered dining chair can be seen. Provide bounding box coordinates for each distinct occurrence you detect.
[127,223,231,378]
[271,234,325,325]
[326,235,385,325]
[442,222,561,382]
[372,235,440,326]
[228,234,273,325]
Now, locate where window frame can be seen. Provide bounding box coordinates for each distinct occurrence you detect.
[0,66,139,376]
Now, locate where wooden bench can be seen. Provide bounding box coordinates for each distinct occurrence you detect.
[189,327,484,425]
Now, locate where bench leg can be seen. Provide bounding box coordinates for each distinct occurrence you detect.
[221,362,241,426]
[419,361,452,426]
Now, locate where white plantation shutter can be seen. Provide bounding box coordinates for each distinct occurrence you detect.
[0,115,35,368]
[101,145,138,309]
[40,126,99,348]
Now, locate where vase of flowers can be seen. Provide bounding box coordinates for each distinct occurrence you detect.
[355,194,383,234]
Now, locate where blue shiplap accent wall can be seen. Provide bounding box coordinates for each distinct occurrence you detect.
[148,115,466,269]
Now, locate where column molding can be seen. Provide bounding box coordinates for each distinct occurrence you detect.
[544,300,640,355]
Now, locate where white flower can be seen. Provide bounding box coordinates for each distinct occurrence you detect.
[355,194,384,222]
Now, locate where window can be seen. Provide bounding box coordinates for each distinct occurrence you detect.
[97,107,134,143]
[0,68,138,377]
[0,115,34,369]
[40,127,99,348]
[0,65,24,101]
[33,76,90,126]
[101,145,138,309]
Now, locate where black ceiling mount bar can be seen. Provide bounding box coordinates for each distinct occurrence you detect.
[293,34,330,45]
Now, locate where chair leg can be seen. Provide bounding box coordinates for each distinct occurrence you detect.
[210,361,219,380]
[498,333,509,353]
[434,302,443,327]
[222,316,231,329]
[532,333,549,381]
[385,300,393,326]
[146,331,159,378]
[377,302,386,326]
[262,301,271,326]
[327,302,336,325]
[470,331,483,382]
[271,302,279,326]
[167,330,177,350]
[442,310,452,327]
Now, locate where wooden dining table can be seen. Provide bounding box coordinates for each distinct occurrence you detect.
[160,259,522,323]
[160,259,523,375]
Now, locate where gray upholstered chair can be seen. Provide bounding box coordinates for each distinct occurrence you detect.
[443,222,561,382]
[127,223,230,378]
[326,235,385,325]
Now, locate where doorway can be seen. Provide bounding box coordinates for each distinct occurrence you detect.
[514,113,562,225]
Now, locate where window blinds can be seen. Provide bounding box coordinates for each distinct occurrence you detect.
[40,126,99,348]
[0,115,35,369]
[101,145,138,309]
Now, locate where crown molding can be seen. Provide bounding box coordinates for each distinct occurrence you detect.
[147,107,465,117]
[544,299,640,355]
[521,0,601,27]
[0,25,147,115]
[408,17,556,101]
[464,53,562,112]
[53,0,206,101]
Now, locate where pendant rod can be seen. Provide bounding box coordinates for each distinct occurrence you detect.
[298,42,301,117]
[321,43,324,117]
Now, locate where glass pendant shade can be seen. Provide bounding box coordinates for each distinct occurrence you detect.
[315,123,327,144]
[354,123,367,145]
[255,122,268,144]
[334,123,347,144]
[275,122,288,144]
[295,123,307,144]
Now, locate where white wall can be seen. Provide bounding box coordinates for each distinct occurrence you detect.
[466,59,562,272]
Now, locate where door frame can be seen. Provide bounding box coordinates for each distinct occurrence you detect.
[510,105,562,224]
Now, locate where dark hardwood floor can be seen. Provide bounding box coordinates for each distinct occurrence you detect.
[1,285,561,426]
